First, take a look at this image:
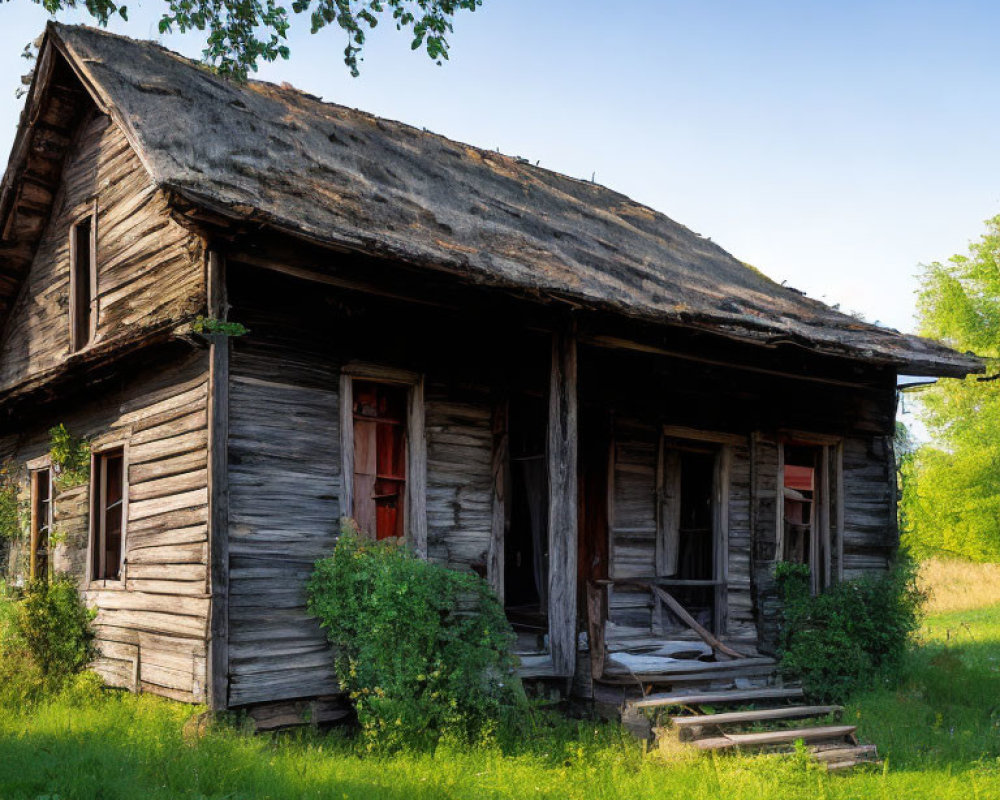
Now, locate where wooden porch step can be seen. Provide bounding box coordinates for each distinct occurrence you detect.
[693,724,857,751]
[670,705,842,729]
[603,656,778,684]
[606,656,775,676]
[632,686,803,710]
[812,743,878,765]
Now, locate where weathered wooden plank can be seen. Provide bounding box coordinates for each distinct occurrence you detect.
[632,686,804,710]
[407,375,428,558]
[89,590,209,618]
[125,579,208,596]
[91,607,208,639]
[129,430,209,465]
[129,449,208,485]
[671,705,841,728]
[694,725,857,751]
[129,488,208,520]
[547,326,578,676]
[127,468,208,502]
[126,541,208,565]
[207,326,230,711]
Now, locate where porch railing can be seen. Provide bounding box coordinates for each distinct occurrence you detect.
[586,578,747,681]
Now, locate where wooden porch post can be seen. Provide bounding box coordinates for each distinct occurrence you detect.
[207,249,231,711]
[547,324,578,676]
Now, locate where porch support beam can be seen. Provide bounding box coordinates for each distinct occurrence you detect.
[207,250,231,711]
[547,323,578,676]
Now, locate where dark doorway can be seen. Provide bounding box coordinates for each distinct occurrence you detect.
[504,393,549,646]
[578,409,611,612]
[659,444,720,633]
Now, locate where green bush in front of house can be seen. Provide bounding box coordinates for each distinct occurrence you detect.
[307,525,527,751]
[775,558,924,702]
[0,577,96,706]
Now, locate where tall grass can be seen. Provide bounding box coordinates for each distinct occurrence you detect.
[918,556,1000,615]
[1,562,999,799]
[1,686,998,800]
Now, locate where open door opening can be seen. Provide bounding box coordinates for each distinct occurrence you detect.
[657,440,727,634]
[781,442,831,593]
[504,393,549,650]
[578,409,611,611]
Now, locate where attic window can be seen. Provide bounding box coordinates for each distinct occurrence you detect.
[70,214,96,352]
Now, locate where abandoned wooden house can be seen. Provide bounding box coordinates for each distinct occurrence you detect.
[0,24,982,735]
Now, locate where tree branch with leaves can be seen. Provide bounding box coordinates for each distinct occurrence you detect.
[901,215,1000,561]
[19,0,482,81]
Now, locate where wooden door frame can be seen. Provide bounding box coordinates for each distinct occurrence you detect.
[656,427,734,636]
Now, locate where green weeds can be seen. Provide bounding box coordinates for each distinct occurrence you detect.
[0,606,998,798]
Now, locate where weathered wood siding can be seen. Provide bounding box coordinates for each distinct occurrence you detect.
[223,318,501,705]
[0,111,204,392]
[0,351,211,702]
[425,382,494,574]
[226,315,342,707]
[726,441,756,644]
[608,420,657,630]
[841,435,897,579]
[220,263,519,707]
[751,435,782,654]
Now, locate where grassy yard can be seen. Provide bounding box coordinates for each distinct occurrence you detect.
[1,561,999,799]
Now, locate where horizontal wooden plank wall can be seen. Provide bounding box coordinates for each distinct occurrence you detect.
[841,435,896,579]
[608,420,658,630]
[726,441,757,645]
[0,111,205,392]
[226,325,342,707]
[751,435,782,654]
[425,382,494,575]
[0,351,212,702]
[225,339,501,706]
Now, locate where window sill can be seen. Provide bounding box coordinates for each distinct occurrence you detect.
[86,579,127,592]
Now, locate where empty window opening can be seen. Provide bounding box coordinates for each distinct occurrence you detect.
[352,381,407,540]
[660,448,718,632]
[504,393,549,648]
[30,468,52,582]
[92,449,125,581]
[783,445,819,568]
[71,216,95,351]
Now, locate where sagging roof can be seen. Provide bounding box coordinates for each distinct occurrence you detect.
[0,23,983,378]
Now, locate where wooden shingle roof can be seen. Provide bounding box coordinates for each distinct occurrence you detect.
[0,23,983,377]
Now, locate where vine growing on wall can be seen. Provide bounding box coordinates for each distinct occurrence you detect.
[49,425,90,491]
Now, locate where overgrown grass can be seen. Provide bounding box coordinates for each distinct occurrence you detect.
[2,582,1000,798]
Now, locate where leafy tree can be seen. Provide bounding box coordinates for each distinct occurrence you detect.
[901,215,1000,561]
[18,0,482,80]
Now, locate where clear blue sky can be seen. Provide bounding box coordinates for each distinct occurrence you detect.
[1,1,999,335]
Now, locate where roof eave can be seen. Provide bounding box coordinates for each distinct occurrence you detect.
[160,181,986,380]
